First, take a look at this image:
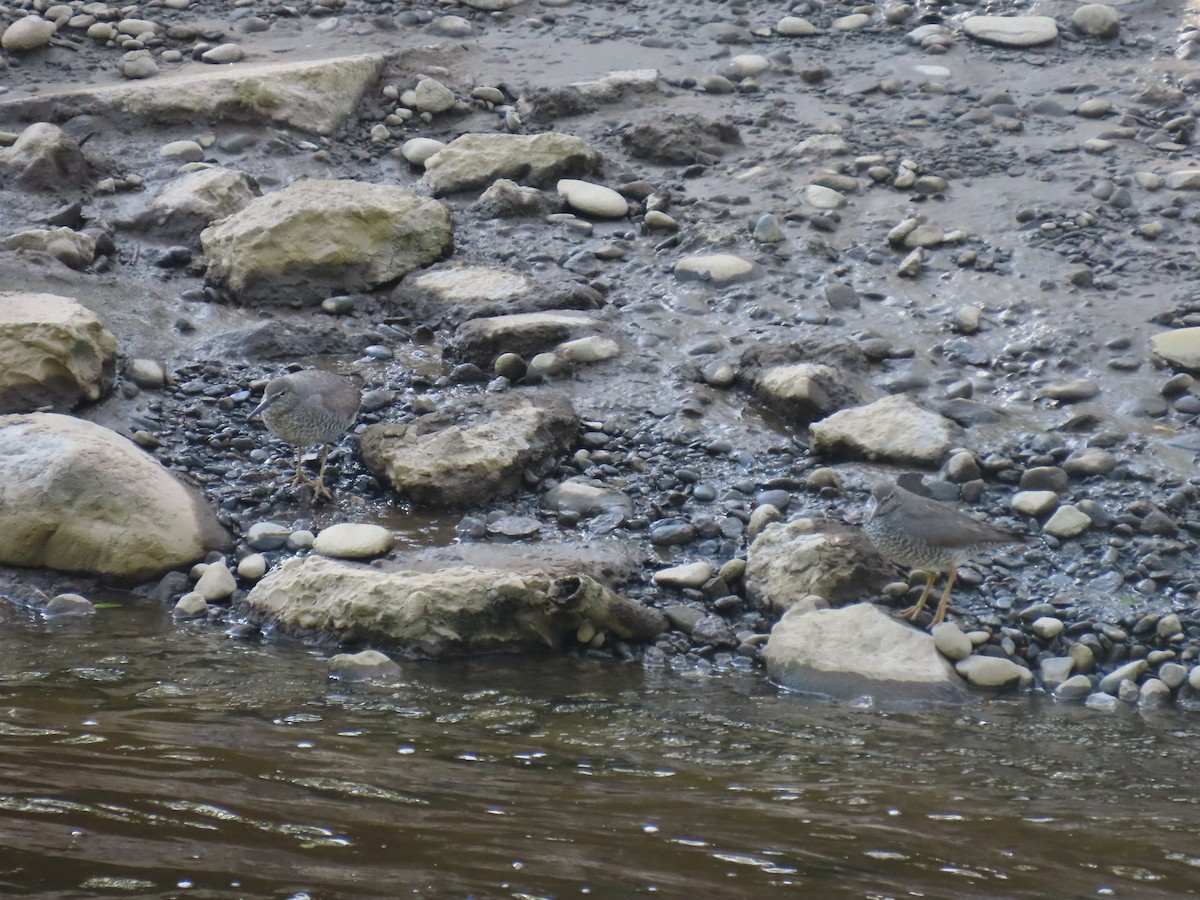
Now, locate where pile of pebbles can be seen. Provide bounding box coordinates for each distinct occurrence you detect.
[127,350,1200,709]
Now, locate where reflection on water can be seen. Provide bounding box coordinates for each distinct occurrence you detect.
[1,600,1197,899]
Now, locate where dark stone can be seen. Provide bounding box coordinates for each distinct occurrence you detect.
[195,322,378,361]
[825,282,860,310]
[516,86,598,125]
[622,114,743,165]
[648,519,697,546]
[1020,466,1069,493]
[390,267,602,327]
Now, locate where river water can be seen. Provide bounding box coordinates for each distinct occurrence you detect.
[2,600,1197,899]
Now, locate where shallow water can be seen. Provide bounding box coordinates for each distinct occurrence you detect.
[1,600,1197,899]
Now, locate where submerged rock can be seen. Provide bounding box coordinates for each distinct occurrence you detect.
[1152,327,1200,371]
[673,254,758,284]
[328,649,403,681]
[43,592,95,618]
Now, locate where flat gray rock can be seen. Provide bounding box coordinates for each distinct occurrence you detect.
[963,15,1058,47]
[1152,327,1200,370]
[810,395,958,466]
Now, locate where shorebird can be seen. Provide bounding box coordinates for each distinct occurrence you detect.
[864,481,1027,626]
[249,369,361,502]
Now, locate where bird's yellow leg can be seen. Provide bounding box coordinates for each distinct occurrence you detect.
[930,566,958,626]
[899,571,937,620]
[312,445,334,502]
[286,449,317,489]
[287,450,308,487]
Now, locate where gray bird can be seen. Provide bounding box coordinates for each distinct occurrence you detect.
[863,481,1028,626]
[249,369,361,502]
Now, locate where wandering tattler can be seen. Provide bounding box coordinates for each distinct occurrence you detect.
[249,369,361,501]
[864,481,1028,626]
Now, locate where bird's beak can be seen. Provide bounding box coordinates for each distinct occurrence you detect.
[249,395,275,419]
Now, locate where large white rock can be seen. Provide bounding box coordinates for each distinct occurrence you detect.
[245,556,665,653]
[408,265,530,304]
[200,179,452,305]
[0,292,116,413]
[47,53,387,135]
[423,132,600,195]
[393,263,602,326]
[962,15,1058,47]
[557,335,619,363]
[1,16,55,51]
[765,604,969,705]
[0,413,228,579]
[788,134,850,160]
[810,395,957,465]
